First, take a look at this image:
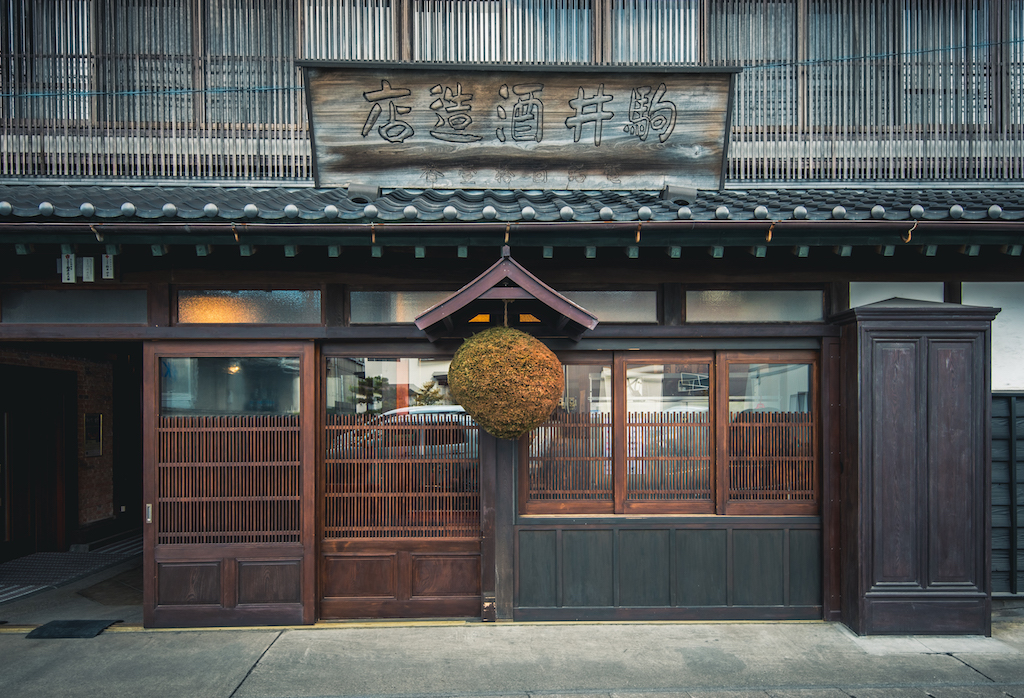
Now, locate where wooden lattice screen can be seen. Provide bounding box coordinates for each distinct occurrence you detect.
[156,415,301,544]
[626,411,712,501]
[727,411,817,503]
[324,413,480,539]
[527,412,613,502]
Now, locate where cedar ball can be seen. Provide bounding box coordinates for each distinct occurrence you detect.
[448,326,564,440]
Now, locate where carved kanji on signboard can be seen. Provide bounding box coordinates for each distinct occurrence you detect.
[361,80,415,143]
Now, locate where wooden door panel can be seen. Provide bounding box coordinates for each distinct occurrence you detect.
[321,555,398,598]
[144,342,316,628]
[410,554,481,597]
[320,542,481,618]
[237,560,302,605]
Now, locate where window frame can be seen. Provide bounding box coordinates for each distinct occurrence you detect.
[519,349,820,517]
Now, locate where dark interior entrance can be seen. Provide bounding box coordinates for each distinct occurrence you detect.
[0,364,76,562]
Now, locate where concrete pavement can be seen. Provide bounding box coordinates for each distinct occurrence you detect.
[0,618,1022,697]
[2,561,1024,698]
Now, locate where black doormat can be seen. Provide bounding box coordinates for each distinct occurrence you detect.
[25,619,121,639]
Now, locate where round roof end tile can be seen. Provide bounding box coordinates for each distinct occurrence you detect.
[715,206,730,220]
[560,206,575,221]
[403,205,419,220]
[482,205,497,220]
[324,204,339,219]
[793,205,808,219]
[38,201,55,216]
[284,204,299,218]
[521,206,536,221]
[0,202,11,216]
[162,203,177,217]
[989,204,1003,219]
[832,205,847,219]
[243,204,259,218]
[677,206,692,220]
[443,205,458,220]
[203,203,218,217]
[871,205,885,219]
[363,204,379,219]
[910,204,925,219]
[754,205,769,220]
[949,204,964,219]
[599,207,614,221]
[79,202,95,217]
[638,206,653,221]
[119,202,135,217]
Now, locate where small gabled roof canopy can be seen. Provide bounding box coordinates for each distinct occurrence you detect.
[414,246,599,342]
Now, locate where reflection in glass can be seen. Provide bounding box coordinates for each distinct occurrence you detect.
[177,290,321,324]
[625,363,711,501]
[528,363,613,502]
[727,363,815,504]
[323,357,478,539]
[349,291,452,324]
[686,290,824,322]
[2,289,148,324]
[561,291,658,323]
[159,357,300,416]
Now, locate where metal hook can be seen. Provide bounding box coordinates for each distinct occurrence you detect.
[91,224,103,242]
[902,219,918,244]
[504,222,510,245]
[232,222,239,243]
[635,221,642,244]
[766,221,778,243]
[371,221,376,245]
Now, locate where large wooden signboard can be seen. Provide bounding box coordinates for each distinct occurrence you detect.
[300,63,736,191]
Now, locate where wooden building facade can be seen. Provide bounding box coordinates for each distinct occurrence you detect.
[1,0,1023,635]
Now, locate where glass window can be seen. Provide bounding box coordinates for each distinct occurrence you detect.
[625,363,711,503]
[177,290,321,324]
[324,357,479,539]
[849,282,944,307]
[159,357,300,416]
[686,290,824,322]
[963,282,1024,390]
[562,291,658,323]
[726,363,816,512]
[349,291,452,324]
[1,289,147,324]
[521,352,819,516]
[527,363,613,505]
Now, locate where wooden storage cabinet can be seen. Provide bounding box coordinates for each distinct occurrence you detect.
[835,301,997,635]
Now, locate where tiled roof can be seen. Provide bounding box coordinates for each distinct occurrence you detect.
[1,184,1023,223]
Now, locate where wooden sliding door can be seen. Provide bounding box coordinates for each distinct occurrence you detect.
[319,355,483,619]
[143,342,316,627]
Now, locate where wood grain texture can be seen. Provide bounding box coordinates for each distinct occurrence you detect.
[305,66,732,190]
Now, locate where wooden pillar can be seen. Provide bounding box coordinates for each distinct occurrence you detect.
[833,299,998,635]
[479,432,516,621]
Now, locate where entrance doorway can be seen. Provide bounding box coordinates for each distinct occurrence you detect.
[0,365,76,562]
[319,356,483,619]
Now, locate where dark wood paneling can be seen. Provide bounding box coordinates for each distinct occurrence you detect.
[929,342,977,585]
[517,530,557,608]
[674,529,727,606]
[618,530,670,607]
[562,530,614,607]
[237,560,302,605]
[733,529,784,606]
[157,562,221,606]
[516,523,820,620]
[790,529,823,606]
[411,555,481,597]
[872,341,921,585]
[322,555,396,598]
